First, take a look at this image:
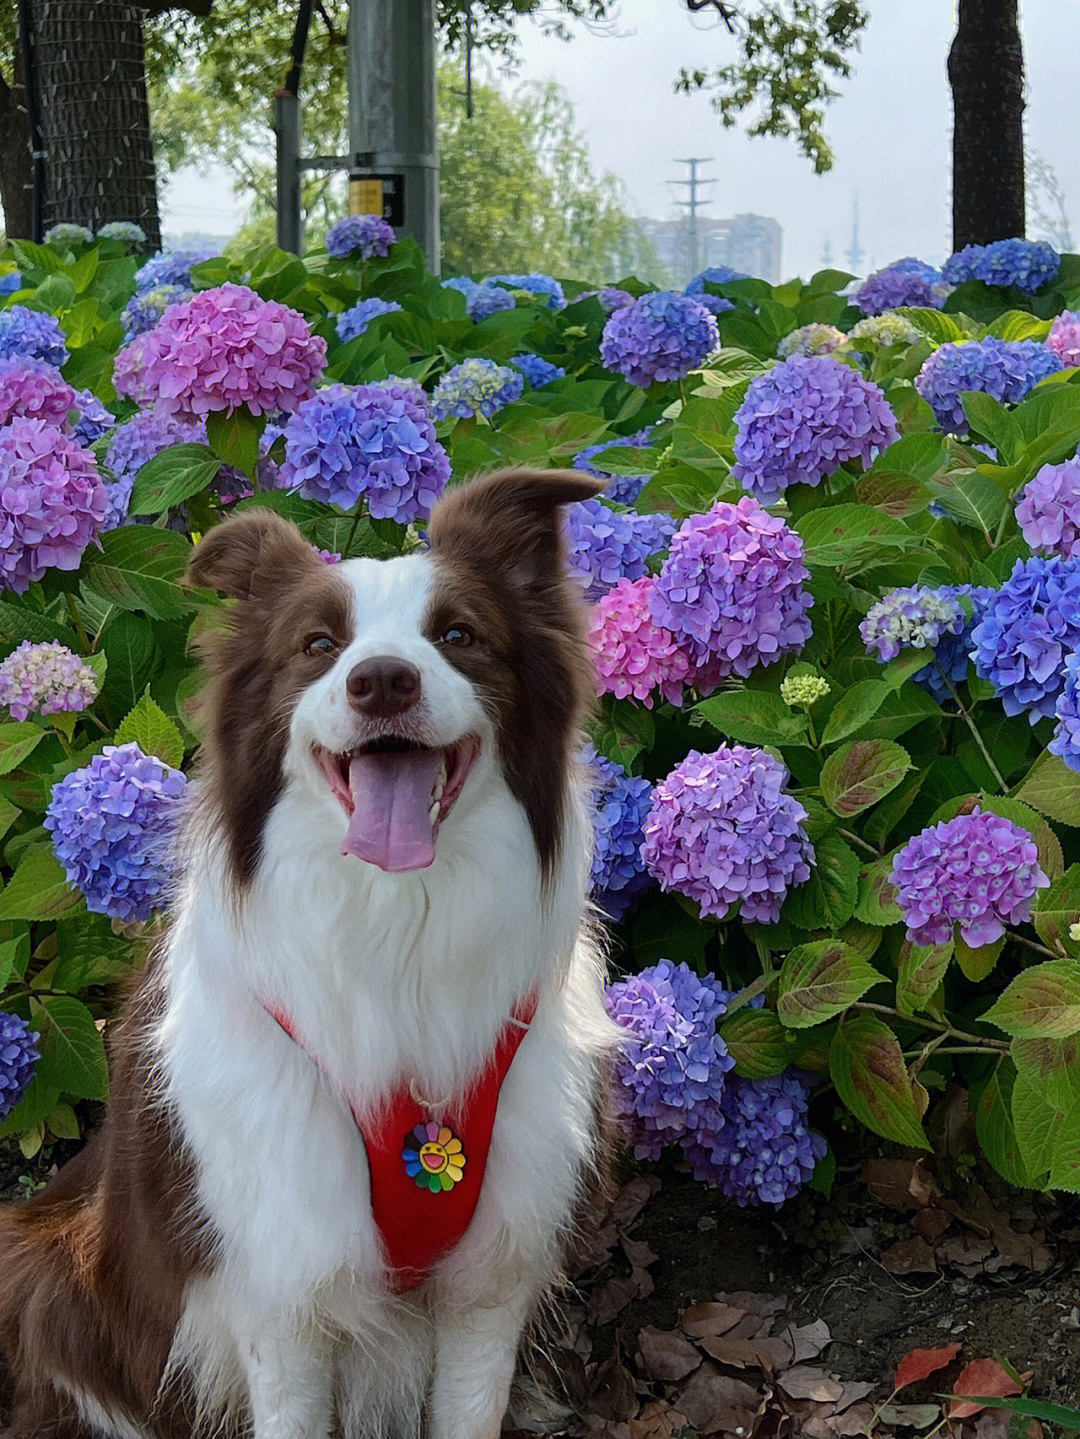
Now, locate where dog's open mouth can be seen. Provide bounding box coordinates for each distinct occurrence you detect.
[313,735,481,872]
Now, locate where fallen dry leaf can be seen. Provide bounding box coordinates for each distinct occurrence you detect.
[776,1366,845,1403]
[936,1233,996,1273]
[721,1290,788,1319]
[679,1301,746,1339]
[628,1399,687,1439]
[832,1381,875,1413]
[881,1235,938,1275]
[912,1206,953,1243]
[879,1401,941,1428]
[584,1353,638,1423]
[621,1235,659,1270]
[832,1400,879,1436]
[636,1326,701,1383]
[862,1156,935,1210]
[777,1319,831,1367]
[894,1342,962,1391]
[950,1358,1030,1419]
[608,1175,660,1230]
[674,1361,762,1436]
[588,1276,642,1326]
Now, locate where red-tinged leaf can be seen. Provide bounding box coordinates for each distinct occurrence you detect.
[894,1342,962,1391]
[950,1359,1027,1419]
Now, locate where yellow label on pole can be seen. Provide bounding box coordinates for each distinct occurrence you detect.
[349,178,384,217]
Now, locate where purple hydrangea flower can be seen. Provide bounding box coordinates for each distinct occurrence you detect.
[601,291,719,387]
[853,267,944,316]
[1016,458,1080,558]
[135,250,216,293]
[890,808,1049,947]
[0,271,22,297]
[650,497,813,686]
[564,498,674,601]
[732,356,898,504]
[0,357,76,428]
[572,428,654,506]
[686,266,746,293]
[605,960,735,1160]
[861,584,992,703]
[889,257,942,283]
[588,576,692,708]
[915,339,1063,433]
[325,214,395,260]
[510,353,566,388]
[0,307,69,367]
[777,323,845,358]
[943,238,1060,293]
[44,742,188,922]
[0,640,99,721]
[121,284,192,340]
[592,287,634,313]
[335,297,403,343]
[468,285,516,322]
[694,293,735,317]
[487,272,566,310]
[0,1012,39,1121]
[584,746,654,921]
[642,746,814,923]
[971,556,1080,720]
[0,420,107,591]
[281,381,450,522]
[682,1071,826,1206]
[1047,311,1080,369]
[1050,650,1080,772]
[71,390,114,446]
[431,358,523,422]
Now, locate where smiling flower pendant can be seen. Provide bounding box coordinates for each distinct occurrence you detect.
[402,1121,466,1192]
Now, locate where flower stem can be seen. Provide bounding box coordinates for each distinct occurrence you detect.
[343,505,366,558]
[64,593,92,655]
[1005,928,1060,961]
[853,1000,1009,1052]
[934,660,1007,792]
[839,827,878,858]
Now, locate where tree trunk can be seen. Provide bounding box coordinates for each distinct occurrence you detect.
[948,0,1025,250]
[27,0,160,248]
[0,62,33,239]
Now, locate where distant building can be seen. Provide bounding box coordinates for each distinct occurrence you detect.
[638,212,783,285]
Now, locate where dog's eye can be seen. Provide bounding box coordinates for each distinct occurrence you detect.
[438,625,473,647]
[304,634,338,657]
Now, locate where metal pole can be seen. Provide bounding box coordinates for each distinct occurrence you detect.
[347,0,440,269]
[275,92,302,254]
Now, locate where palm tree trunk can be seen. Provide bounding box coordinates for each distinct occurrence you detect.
[27,0,160,248]
[948,0,1025,250]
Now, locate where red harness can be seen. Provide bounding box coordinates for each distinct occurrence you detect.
[261,995,537,1292]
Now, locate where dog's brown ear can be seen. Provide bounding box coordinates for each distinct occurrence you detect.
[427,468,603,596]
[185,511,321,602]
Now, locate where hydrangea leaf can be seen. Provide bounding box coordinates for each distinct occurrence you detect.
[866,432,949,482]
[0,722,46,777]
[0,846,82,921]
[777,940,885,1028]
[115,693,185,770]
[0,1068,59,1140]
[720,1007,810,1078]
[795,504,921,571]
[829,1015,929,1149]
[1009,1036,1080,1110]
[821,739,911,818]
[128,442,222,517]
[896,939,953,1016]
[695,690,808,749]
[1049,1107,1080,1191]
[926,473,1007,538]
[1016,753,1080,828]
[974,1064,1029,1188]
[0,599,77,650]
[892,307,970,345]
[35,994,108,1102]
[783,833,859,931]
[1011,1069,1067,1185]
[101,613,163,716]
[820,681,889,745]
[955,933,1004,981]
[983,959,1080,1038]
[83,527,194,623]
[1032,866,1080,958]
[958,392,1020,461]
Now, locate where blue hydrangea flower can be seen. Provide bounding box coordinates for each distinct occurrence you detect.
[0,272,22,297]
[971,556,1080,721]
[335,297,403,343]
[686,266,747,293]
[573,429,654,507]
[509,353,566,389]
[281,380,450,522]
[565,498,674,601]
[914,339,1063,433]
[853,267,944,316]
[121,284,192,341]
[487,272,566,310]
[584,747,653,921]
[1050,650,1080,772]
[467,284,516,322]
[135,250,216,293]
[103,409,208,528]
[0,307,69,367]
[0,1012,39,1121]
[44,742,188,921]
[601,291,719,387]
[943,238,1060,293]
[431,358,523,422]
[96,221,147,244]
[71,389,115,446]
[44,223,94,246]
[861,584,992,703]
[889,257,943,283]
[694,293,735,317]
[325,214,395,260]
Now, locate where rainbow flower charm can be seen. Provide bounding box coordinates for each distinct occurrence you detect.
[402,1121,466,1193]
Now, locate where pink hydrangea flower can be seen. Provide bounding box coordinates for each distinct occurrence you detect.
[0,420,107,592]
[0,358,76,429]
[588,576,691,707]
[1047,310,1080,369]
[0,640,98,720]
[112,331,157,408]
[1016,458,1080,559]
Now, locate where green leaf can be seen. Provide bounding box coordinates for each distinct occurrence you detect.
[894,306,970,345]
[37,994,108,1101]
[867,432,948,481]
[846,684,941,742]
[50,912,136,991]
[1033,866,1080,958]
[0,722,46,776]
[984,959,1080,1038]
[777,940,884,1028]
[820,681,889,745]
[695,689,808,748]
[1050,1104,1080,1191]
[1015,752,1080,827]
[101,612,163,715]
[821,740,911,818]
[853,855,903,926]
[783,833,859,931]
[955,933,1004,981]
[896,939,953,1016]
[829,1015,929,1148]
[115,693,185,769]
[591,700,655,769]
[45,1101,80,1140]
[0,847,82,920]
[205,408,265,479]
[927,473,1007,537]
[0,1067,59,1139]
[974,1064,1029,1188]
[0,935,25,991]
[795,504,921,571]
[958,392,1019,461]
[0,599,77,649]
[84,527,193,622]
[1012,1068,1066,1185]
[128,443,222,517]
[720,1007,812,1079]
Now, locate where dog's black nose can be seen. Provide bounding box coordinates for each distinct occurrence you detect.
[346,657,422,717]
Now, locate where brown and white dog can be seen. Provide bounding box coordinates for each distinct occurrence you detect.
[0,469,615,1439]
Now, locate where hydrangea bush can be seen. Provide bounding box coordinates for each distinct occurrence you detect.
[1,224,1080,1207]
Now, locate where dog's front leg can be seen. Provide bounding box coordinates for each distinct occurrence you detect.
[243,1328,335,1439]
[429,1296,531,1439]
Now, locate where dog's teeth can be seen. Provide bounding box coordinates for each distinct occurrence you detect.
[433,778,445,802]
[428,802,440,826]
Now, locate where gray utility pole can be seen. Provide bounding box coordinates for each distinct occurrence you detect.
[275,0,440,267]
[669,157,715,280]
[845,192,864,276]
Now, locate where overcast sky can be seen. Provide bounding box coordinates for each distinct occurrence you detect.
[162,0,1076,281]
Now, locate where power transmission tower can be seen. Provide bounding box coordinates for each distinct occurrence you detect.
[844,192,864,275]
[669,157,716,280]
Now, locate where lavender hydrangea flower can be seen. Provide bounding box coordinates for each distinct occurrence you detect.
[572,428,654,506]
[861,584,991,702]
[0,357,76,428]
[777,323,845,358]
[1016,458,1080,558]
[44,223,93,246]
[1047,311,1080,369]
[642,746,814,924]
[682,1072,826,1206]
[694,293,735,317]
[0,307,69,367]
[45,743,188,922]
[889,257,943,283]
[604,960,735,1160]
[594,287,634,313]
[943,238,1059,293]
[650,497,813,686]
[121,284,191,340]
[915,338,1062,434]
[335,297,403,343]
[325,214,395,260]
[890,809,1049,948]
[96,221,146,244]
[431,358,523,422]
[281,381,450,522]
[601,291,719,387]
[847,313,920,349]
[564,499,674,601]
[1050,650,1080,772]
[0,420,107,591]
[732,356,898,504]
[853,267,944,316]
[71,390,114,446]
[971,556,1080,720]
[0,271,22,296]
[135,250,216,293]
[510,353,566,389]
[0,1013,39,1121]
[0,640,99,721]
[584,746,653,921]
[487,272,566,310]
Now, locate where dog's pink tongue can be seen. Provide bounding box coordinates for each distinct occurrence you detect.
[341,749,444,871]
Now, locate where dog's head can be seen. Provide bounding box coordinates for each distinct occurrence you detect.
[186,469,601,890]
